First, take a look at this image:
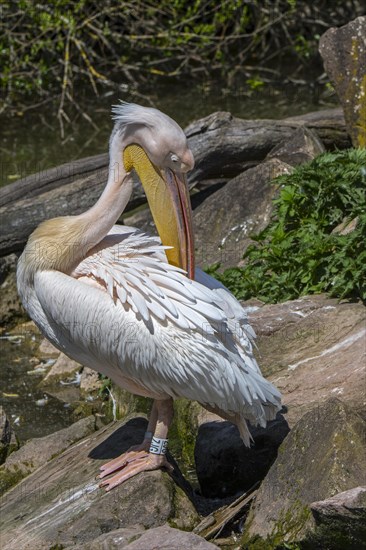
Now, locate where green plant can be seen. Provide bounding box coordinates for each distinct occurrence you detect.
[0,0,363,131]
[98,375,111,400]
[210,149,366,303]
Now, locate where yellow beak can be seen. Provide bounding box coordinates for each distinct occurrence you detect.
[123,144,195,279]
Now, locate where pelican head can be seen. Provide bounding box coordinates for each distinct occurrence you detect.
[111,103,195,278]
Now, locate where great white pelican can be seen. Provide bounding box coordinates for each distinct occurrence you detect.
[17,103,281,490]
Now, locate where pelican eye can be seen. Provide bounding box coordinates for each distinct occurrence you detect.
[170,153,179,163]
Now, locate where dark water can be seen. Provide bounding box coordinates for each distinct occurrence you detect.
[0,328,74,442]
[0,77,338,441]
[0,79,337,187]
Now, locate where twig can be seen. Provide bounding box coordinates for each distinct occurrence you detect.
[194,481,260,540]
[57,31,72,139]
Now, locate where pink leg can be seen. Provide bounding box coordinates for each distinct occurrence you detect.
[98,400,158,479]
[99,399,174,491]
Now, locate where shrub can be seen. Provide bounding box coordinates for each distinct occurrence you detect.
[209,149,366,302]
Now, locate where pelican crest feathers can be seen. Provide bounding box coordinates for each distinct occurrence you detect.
[113,101,161,125]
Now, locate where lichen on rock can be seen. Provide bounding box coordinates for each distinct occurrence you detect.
[319,16,366,148]
[243,398,366,547]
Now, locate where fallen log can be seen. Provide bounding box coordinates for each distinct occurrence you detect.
[0,108,347,208]
[0,170,152,257]
[0,153,108,206]
[0,108,350,257]
[185,107,349,187]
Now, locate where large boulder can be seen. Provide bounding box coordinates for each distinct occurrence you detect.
[0,415,97,496]
[191,125,325,269]
[69,525,219,550]
[123,525,219,549]
[319,16,366,148]
[0,415,199,550]
[193,159,292,268]
[267,126,325,166]
[243,399,366,546]
[190,294,365,500]
[309,486,366,549]
[248,295,366,426]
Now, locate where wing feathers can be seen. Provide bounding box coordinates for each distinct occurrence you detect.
[70,225,281,431]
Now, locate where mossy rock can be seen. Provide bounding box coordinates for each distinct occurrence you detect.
[0,463,28,497]
[111,384,152,420]
[169,484,199,531]
[169,399,201,469]
[319,17,366,148]
[242,398,366,547]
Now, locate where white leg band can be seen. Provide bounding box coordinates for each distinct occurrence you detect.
[149,436,168,455]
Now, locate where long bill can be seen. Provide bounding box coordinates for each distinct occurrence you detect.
[123,144,195,279]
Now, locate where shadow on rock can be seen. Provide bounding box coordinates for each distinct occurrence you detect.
[88,416,197,506]
[89,416,147,460]
[195,412,290,498]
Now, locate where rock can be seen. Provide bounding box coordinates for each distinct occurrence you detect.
[247,295,366,426]
[319,16,366,147]
[195,413,289,499]
[185,108,348,190]
[308,486,366,549]
[267,126,325,166]
[0,253,24,327]
[168,399,202,469]
[111,385,153,420]
[243,399,366,546]
[41,352,81,385]
[285,108,351,150]
[69,527,146,549]
[124,525,219,550]
[193,159,292,267]
[0,415,97,496]
[45,385,81,406]
[122,205,155,236]
[0,415,199,549]
[70,525,219,550]
[80,367,103,394]
[0,406,18,465]
[38,337,60,356]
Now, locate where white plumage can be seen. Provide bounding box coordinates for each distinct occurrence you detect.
[21,224,280,442]
[17,102,281,488]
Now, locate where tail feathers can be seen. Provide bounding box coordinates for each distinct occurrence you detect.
[236,401,280,447]
[235,415,253,447]
[264,401,281,422]
[201,393,282,448]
